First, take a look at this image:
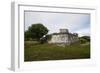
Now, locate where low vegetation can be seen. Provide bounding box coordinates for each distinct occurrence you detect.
[24,41,90,61]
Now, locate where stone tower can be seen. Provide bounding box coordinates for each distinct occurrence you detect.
[60,29,69,33]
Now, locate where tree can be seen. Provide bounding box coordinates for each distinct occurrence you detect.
[25,30,32,41]
[81,36,90,42]
[25,23,48,41]
[79,36,90,44]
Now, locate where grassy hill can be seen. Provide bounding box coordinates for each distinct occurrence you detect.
[24,41,90,61]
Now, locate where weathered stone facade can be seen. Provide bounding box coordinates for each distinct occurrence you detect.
[48,29,79,45]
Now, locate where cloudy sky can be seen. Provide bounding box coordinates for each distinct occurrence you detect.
[24,11,90,37]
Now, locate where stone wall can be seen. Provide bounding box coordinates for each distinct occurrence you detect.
[48,29,79,45]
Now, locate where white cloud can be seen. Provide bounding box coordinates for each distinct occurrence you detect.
[74,27,90,37]
[25,11,90,36]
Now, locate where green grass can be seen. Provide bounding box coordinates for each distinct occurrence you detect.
[24,41,90,61]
